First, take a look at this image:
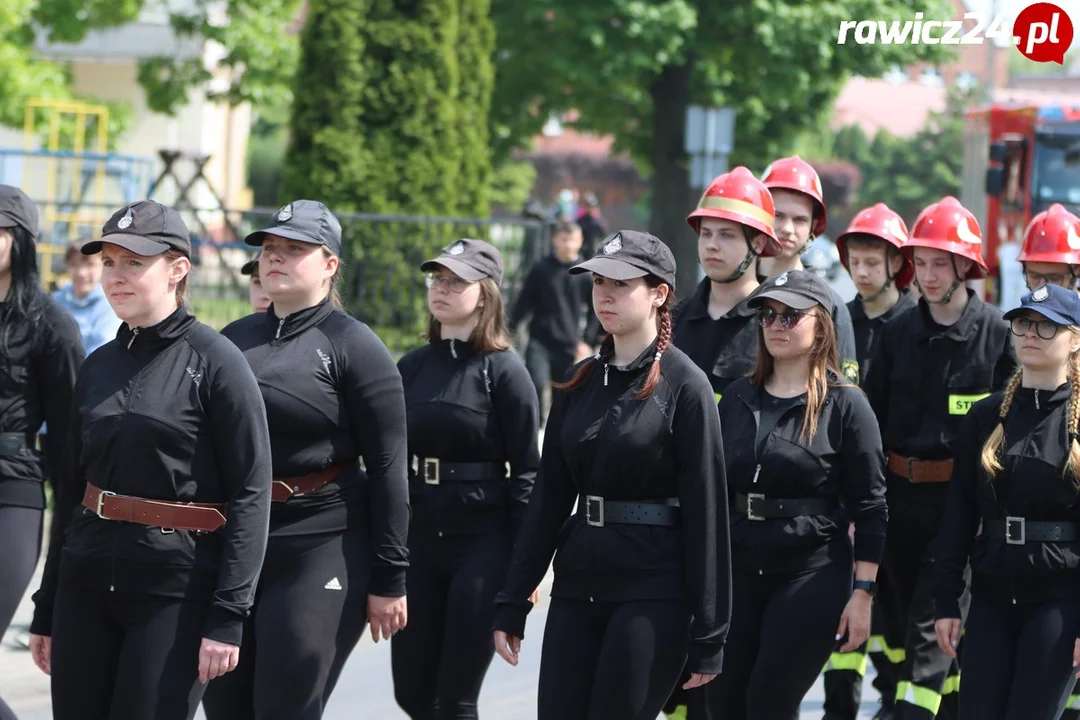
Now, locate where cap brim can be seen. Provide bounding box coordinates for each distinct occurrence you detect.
[568,257,649,280]
[420,258,487,282]
[0,212,18,229]
[747,288,820,311]
[241,259,259,276]
[1003,306,1073,325]
[244,227,324,247]
[82,234,172,256]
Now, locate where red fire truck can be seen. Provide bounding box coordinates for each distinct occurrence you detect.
[962,102,1080,306]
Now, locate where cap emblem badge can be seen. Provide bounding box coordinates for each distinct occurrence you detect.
[449,242,465,255]
[117,207,134,230]
[775,272,789,286]
[1033,285,1050,302]
[602,237,622,255]
[276,203,293,223]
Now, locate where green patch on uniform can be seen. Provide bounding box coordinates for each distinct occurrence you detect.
[841,360,859,384]
[665,707,687,720]
[948,394,989,415]
[715,392,722,404]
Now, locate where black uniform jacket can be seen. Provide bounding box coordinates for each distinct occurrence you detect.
[508,255,600,350]
[848,289,918,386]
[936,384,1080,618]
[221,301,410,597]
[720,376,888,575]
[0,297,83,508]
[864,290,1018,480]
[31,307,271,645]
[672,279,759,400]
[397,337,540,539]
[493,342,732,674]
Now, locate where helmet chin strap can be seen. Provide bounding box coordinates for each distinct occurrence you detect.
[857,247,897,304]
[716,241,759,284]
[914,254,964,305]
[799,232,816,255]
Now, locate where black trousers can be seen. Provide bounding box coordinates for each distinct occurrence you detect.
[391,531,511,719]
[878,493,966,720]
[958,594,1079,720]
[537,597,690,720]
[201,527,370,720]
[0,506,42,720]
[524,340,575,417]
[700,559,852,720]
[50,579,208,720]
[823,601,897,719]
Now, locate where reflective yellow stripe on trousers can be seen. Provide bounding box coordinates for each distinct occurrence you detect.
[895,676,960,715]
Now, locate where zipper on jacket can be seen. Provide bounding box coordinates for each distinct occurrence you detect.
[450,339,458,359]
[126,327,139,350]
[603,363,609,386]
[275,317,285,339]
[1035,389,1040,410]
[752,464,761,484]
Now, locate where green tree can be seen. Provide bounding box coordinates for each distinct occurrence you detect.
[490,0,953,292]
[283,0,495,344]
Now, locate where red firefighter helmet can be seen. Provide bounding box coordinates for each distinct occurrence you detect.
[761,155,827,237]
[1018,204,1080,266]
[903,196,987,279]
[687,166,782,257]
[836,203,914,289]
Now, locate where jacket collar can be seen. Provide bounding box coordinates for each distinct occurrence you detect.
[915,289,984,341]
[1013,382,1071,410]
[266,300,335,341]
[682,278,758,322]
[600,338,660,373]
[849,288,916,322]
[731,370,845,412]
[431,336,477,360]
[118,305,197,353]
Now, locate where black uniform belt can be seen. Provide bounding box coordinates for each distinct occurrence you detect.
[735,493,837,521]
[576,495,680,528]
[411,456,506,485]
[0,433,28,456]
[985,517,1080,545]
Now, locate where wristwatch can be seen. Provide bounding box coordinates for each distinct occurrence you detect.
[854,579,878,597]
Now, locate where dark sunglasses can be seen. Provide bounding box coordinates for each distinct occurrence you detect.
[758,307,807,330]
[1010,316,1061,340]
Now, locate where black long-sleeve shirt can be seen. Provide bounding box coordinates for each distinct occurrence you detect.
[221,301,410,597]
[719,377,888,575]
[864,290,1017,500]
[0,297,83,508]
[672,279,759,400]
[935,384,1080,618]
[30,307,271,645]
[847,289,917,386]
[493,343,732,674]
[397,338,540,540]
[509,255,599,351]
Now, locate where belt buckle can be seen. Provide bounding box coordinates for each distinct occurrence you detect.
[95,490,116,519]
[424,458,440,485]
[585,495,604,527]
[906,456,918,482]
[1005,516,1026,545]
[747,493,765,521]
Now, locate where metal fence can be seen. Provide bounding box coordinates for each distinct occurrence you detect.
[37,203,552,353]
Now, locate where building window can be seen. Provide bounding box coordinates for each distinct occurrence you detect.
[918,67,945,87]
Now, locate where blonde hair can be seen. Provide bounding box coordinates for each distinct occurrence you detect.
[981,327,1080,487]
[749,304,848,443]
[164,249,189,306]
[322,246,344,309]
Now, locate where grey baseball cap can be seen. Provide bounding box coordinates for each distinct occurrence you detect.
[245,200,343,255]
[421,239,504,286]
[83,201,192,257]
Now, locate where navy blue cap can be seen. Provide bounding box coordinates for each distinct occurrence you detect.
[245,200,342,255]
[1004,283,1080,326]
[748,269,834,314]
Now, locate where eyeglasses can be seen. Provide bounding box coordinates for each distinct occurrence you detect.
[1025,271,1073,289]
[425,273,473,293]
[1010,316,1062,340]
[758,307,808,330]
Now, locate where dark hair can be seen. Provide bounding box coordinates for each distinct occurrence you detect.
[555,220,582,236]
[426,277,512,352]
[749,303,846,443]
[555,276,673,399]
[0,226,47,352]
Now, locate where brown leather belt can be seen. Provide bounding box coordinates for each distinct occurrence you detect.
[271,463,350,502]
[82,482,227,532]
[887,452,954,483]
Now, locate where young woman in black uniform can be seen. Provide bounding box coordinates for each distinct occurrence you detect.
[391,239,541,719]
[27,200,272,720]
[492,230,731,720]
[708,269,888,719]
[935,282,1080,720]
[0,186,83,720]
[202,199,410,720]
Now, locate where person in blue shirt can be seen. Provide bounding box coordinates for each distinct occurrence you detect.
[52,240,122,355]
